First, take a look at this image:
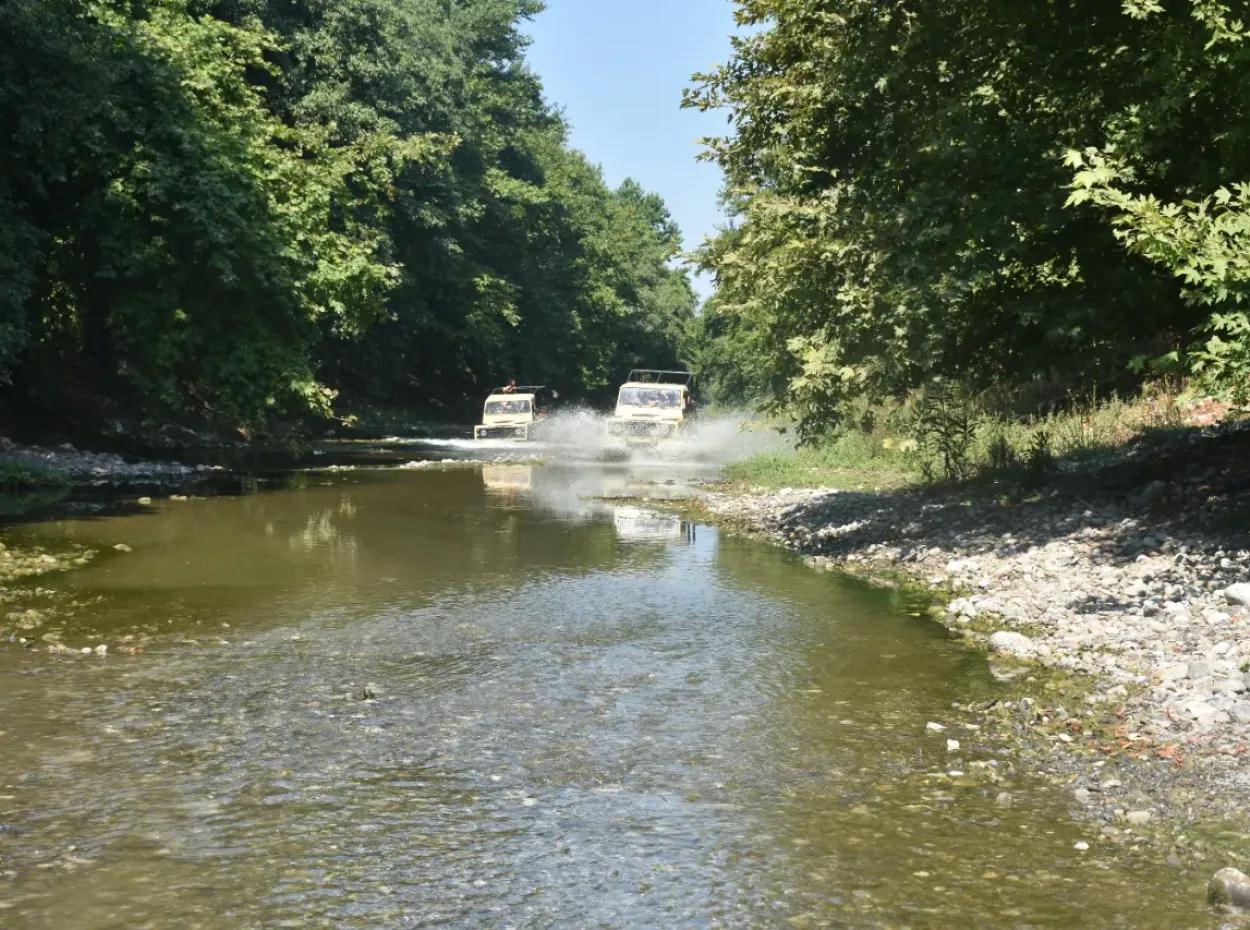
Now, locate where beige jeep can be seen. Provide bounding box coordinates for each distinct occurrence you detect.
[604,370,696,446]
[473,386,554,440]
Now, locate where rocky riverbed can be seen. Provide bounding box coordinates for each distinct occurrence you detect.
[693,433,1250,858]
[0,437,224,486]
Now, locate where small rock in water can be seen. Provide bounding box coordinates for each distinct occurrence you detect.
[1125,810,1152,827]
[93,644,108,656]
[352,686,376,701]
[946,739,961,752]
[1073,841,1090,851]
[137,497,153,505]
[925,721,947,733]
[113,543,132,553]
[1208,867,1250,910]
[994,791,1013,808]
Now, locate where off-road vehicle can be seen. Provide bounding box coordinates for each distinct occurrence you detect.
[473,386,555,440]
[603,370,695,446]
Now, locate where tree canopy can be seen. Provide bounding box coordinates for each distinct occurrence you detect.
[688,0,1250,434]
[1,0,696,431]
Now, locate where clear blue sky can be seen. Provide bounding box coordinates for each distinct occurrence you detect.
[523,1,740,301]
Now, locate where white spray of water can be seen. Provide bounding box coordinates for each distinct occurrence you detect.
[538,407,785,466]
[394,407,785,468]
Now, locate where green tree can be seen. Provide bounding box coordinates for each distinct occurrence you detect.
[688,1,1246,435]
[2,0,696,433]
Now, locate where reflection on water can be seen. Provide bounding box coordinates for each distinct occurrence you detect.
[481,464,534,494]
[611,506,694,545]
[0,462,1215,928]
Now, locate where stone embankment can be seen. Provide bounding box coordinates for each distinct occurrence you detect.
[698,453,1250,822]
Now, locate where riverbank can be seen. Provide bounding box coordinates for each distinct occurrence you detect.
[0,437,224,488]
[692,423,1250,844]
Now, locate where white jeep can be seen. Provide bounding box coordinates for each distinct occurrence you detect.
[473,386,554,440]
[604,370,696,446]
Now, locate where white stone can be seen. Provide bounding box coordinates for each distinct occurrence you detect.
[1159,664,1189,683]
[1225,583,1250,607]
[1188,660,1216,680]
[1182,700,1219,727]
[988,631,1037,658]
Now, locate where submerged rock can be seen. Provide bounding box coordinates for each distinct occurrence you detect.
[1208,867,1250,909]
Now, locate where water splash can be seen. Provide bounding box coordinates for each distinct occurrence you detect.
[388,408,784,467]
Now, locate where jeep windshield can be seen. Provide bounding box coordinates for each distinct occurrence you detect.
[484,399,531,415]
[618,387,681,409]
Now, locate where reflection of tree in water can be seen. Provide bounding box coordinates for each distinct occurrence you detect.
[287,494,360,565]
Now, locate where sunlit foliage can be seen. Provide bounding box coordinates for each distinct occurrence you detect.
[688,1,1250,435]
[1,0,695,428]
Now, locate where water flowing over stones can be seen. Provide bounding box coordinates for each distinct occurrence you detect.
[698,457,1250,831]
[0,452,1237,927]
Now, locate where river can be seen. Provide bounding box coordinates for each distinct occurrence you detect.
[0,443,1216,927]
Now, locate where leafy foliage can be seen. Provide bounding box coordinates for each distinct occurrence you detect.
[688,0,1249,433]
[1,0,695,430]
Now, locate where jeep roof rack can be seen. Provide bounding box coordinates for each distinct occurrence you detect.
[491,384,547,394]
[626,369,694,386]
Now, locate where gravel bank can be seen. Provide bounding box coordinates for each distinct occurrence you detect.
[695,435,1250,833]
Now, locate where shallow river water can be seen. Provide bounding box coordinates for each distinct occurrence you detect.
[0,450,1220,928]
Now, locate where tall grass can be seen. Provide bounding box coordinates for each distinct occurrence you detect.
[725,385,1214,491]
